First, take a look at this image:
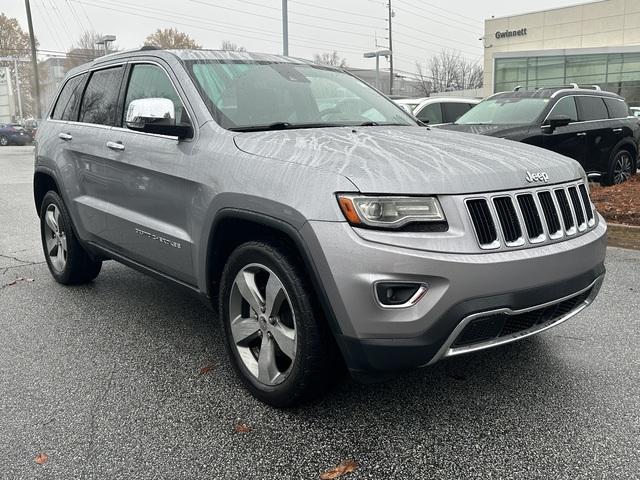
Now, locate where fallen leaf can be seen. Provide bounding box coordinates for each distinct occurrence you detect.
[320,460,358,479]
[234,422,251,433]
[198,364,215,375]
[34,453,48,465]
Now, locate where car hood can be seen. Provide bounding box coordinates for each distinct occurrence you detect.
[233,126,583,194]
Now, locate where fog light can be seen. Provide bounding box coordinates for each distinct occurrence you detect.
[374,282,428,308]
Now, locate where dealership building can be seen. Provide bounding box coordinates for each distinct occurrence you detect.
[484,0,640,104]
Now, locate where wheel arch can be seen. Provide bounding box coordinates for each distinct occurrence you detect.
[33,167,61,217]
[612,138,638,167]
[204,208,344,338]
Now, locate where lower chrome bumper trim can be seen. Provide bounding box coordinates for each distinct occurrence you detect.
[427,275,604,365]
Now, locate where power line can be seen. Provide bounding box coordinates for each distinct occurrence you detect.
[400,0,483,27]
[393,20,481,50]
[238,0,382,30]
[288,0,385,21]
[73,0,374,55]
[394,2,481,35]
[35,0,65,51]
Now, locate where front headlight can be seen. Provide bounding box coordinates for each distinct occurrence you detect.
[336,194,445,229]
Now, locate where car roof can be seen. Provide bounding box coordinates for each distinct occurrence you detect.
[66,48,332,77]
[396,97,428,105]
[489,88,623,101]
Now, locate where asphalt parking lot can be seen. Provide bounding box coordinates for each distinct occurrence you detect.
[1,145,639,479]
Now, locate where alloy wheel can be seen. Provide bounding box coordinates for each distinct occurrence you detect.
[613,152,633,184]
[228,263,297,386]
[43,204,67,273]
[0,136,8,146]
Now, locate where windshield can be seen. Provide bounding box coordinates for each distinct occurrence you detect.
[455,97,549,125]
[185,60,416,131]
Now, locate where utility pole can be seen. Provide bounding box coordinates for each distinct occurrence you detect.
[387,0,394,96]
[282,0,289,56]
[24,0,41,118]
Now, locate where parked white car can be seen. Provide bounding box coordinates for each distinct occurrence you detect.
[396,97,481,125]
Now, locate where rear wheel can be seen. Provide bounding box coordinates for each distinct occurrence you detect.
[219,241,338,407]
[40,191,101,285]
[602,148,635,185]
[0,136,8,146]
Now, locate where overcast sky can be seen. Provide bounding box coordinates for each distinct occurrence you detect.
[4,0,580,71]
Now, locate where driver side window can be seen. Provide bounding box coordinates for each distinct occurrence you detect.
[549,96,578,123]
[416,103,443,124]
[123,64,191,127]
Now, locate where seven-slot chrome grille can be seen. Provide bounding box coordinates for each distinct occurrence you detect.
[466,181,596,250]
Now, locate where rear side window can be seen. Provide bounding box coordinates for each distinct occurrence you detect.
[549,96,578,122]
[604,98,630,119]
[442,102,471,123]
[51,74,86,121]
[577,96,608,121]
[79,66,124,126]
[416,103,443,124]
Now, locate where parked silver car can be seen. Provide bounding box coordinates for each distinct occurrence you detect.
[34,49,606,407]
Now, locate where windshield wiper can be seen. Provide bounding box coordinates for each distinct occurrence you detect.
[229,122,344,132]
[356,121,411,127]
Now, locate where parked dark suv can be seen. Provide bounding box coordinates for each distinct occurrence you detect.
[439,85,639,185]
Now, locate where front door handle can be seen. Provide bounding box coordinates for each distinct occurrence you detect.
[106,141,125,151]
[576,132,587,136]
[58,132,72,141]
[612,128,623,133]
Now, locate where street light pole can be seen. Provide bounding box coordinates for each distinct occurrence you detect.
[388,0,394,96]
[13,57,23,120]
[282,0,289,56]
[24,0,41,118]
[364,50,391,92]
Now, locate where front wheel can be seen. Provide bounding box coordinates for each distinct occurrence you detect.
[219,241,338,407]
[40,191,102,285]
[601,149,635,185]
[0,136,8,146]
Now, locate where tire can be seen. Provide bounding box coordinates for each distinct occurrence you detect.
[40,191,102,285]
[219,240,338,407]
[0,136,8,146]
[601,148,635,186]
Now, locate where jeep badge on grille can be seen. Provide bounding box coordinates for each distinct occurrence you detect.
[525,171,549,183]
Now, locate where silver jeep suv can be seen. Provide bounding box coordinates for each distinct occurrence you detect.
[34,49,606,407]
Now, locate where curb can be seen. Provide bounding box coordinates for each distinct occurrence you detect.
[606,222,640,251]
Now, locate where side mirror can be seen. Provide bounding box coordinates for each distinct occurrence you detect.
[543,114,571,133]
[125,98,193,139]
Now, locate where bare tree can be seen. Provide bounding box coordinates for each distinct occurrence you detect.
[414,62,432,96]
[416,49,483,94]
[313,51,348,68]
[64,31,117,70]
[221,40,246,52]
[0,13,38,118]
[144,28,201,49]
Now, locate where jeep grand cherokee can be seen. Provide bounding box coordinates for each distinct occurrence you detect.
[34,49,606,407]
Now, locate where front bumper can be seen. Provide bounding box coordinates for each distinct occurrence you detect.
[302,217,607,374]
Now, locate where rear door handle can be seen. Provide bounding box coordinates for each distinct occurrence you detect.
[612,128,623,133]
[58,132,72,141]
[106,141,125,151]
[576,132,587,136]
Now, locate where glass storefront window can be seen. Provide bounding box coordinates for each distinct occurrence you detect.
[495,52,640,105]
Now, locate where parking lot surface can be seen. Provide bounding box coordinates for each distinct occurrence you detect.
[1,146,639,479]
